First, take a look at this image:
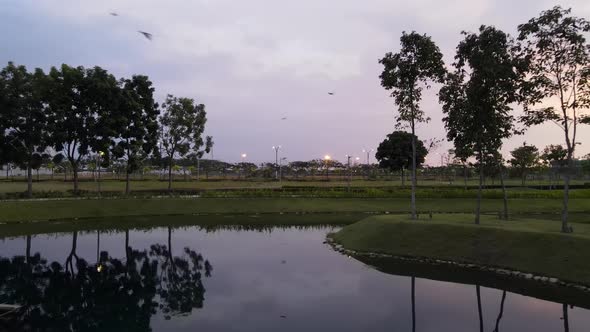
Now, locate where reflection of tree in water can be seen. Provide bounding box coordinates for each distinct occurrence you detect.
[0,230,212,331]
[149,227,212,320]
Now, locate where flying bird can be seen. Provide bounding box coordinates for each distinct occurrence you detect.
[138,31,153,41]
[281,117,287,120]
[328,92,334,95]
[109,12,119,16]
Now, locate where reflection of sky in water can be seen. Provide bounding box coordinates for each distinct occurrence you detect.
[1,226,589,332]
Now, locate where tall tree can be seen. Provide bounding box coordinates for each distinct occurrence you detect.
[48,64,119,193]
[379,31,446,219]
[439,26,520,224]
[509,143,540,186]
[375,131,428,186]
[0,63,52,197]
[159,94,208,190]
[517,6,590,233]
[112,75,159,194]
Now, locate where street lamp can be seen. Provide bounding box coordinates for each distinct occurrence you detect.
[96,151,105,196]
[362,148,374,165]
[324,155,331,181]
[362,149,374,180]
[272,146,281,181]
[240,153,247,179]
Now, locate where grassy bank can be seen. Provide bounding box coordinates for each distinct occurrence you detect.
[2,197,590,223]
[330,214,590,285]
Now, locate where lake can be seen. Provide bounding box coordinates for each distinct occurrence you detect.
[1,223,589,331]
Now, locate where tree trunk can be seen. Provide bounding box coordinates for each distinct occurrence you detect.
[25,235,31,264]
[561,166,571,233]
[475,151,483,225]
[197,157,201,181]
[168,161,173,191]
[476,285,483,332]
[96,231,100,263]
[125,169,131,195]
[410,123,417,220]
[72,164,79,193]
[411,277,416,332]
[493,291,506,332]
[27,163,33,198]
[499,166,508,220]
[562,304,569,332]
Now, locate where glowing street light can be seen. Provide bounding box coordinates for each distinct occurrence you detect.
[324,155,331,181]
[362,149,374,165]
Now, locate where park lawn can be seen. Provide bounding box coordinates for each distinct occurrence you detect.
[0,177,588,194]
[331,214,590,285]
[0,197,590,223]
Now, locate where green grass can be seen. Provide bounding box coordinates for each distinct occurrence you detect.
[1,197,590,223]
[331,214,590,285]
[1,177,588,195]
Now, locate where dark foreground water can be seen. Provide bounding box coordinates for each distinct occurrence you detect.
[1,225,589,332]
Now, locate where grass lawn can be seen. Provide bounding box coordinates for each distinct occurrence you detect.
[331,214,590,285]
[1,197,590,223]
[0,177,588,195]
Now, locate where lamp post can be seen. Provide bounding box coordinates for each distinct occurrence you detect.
[324,155,331,181]
[362,149,374,180]
[96,151,105,196]
[346,155,352,192]
[240,153,247,179]
[272,146,281,181]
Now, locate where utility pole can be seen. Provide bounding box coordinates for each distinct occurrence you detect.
[362,148,374,180]
[346,155,352,192]
[272,146,281,181]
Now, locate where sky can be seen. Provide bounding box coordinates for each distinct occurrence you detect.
[1,0,589,165]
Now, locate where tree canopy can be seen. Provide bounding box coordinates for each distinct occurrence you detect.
[375,131,428,173]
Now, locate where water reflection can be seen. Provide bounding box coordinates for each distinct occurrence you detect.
[0,225,589,332]
[0,230,212,331]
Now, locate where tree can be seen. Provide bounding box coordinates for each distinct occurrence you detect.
[509,143,540,186]
[379,31,446,219]
[517,6,590,232]
[111,75,159,194]
[375,131,428,186]
[48,64,119,193]
[439,26,520,224]
[159,95,208,190]
[0,63,52,197]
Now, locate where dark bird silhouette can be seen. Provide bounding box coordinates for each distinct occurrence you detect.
[109,12,119,16]
[281,117,287,120]
[328,92,334,95]
[138,31,153,40]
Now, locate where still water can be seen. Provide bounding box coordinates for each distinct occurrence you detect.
[1,225,589,331]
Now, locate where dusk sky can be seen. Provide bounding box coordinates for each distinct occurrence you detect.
[1,0,589,165]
